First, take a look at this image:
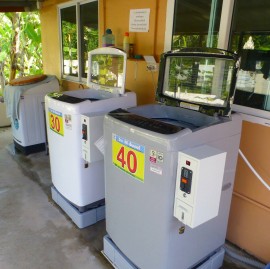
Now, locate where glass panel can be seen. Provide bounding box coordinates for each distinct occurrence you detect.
[172,0,223,49]
[61,5,78,77]
[234,50,270,112]
[80,1,99,78]
[230,0,270,52]
[163,55,234,107]
[90,54,124,88]
[230,0,270,117]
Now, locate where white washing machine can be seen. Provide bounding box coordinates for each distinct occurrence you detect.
[102,48,242,269]
[45,47,136,228]
[4,75,59,154]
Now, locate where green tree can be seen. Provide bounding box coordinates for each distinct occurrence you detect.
[0,11,42,95]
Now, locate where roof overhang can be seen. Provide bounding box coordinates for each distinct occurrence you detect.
[0,0,44,12]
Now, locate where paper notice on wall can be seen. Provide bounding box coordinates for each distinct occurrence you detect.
[129,9,150,32]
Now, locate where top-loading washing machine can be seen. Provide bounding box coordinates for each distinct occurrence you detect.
[4,74,59,154]
[45,47,136,228]
[102,48,242,269]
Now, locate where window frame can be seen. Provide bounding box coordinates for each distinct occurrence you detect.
[58,0,99,83]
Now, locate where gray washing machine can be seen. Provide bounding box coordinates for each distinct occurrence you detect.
[102,48,242,269]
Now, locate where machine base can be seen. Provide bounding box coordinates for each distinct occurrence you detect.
[14,140,46,155]
[102,235,225,269]
[51,186,105,229]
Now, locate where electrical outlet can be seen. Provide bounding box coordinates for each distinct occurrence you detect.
[146,64,157,72]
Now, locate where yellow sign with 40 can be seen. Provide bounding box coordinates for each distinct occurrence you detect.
[112,134,145,182]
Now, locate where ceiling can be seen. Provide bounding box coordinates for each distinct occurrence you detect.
[0,0,43,12]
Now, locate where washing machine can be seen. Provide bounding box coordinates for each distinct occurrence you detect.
[4,74,59,154]
[102,48,242,269]
[45,47,136,228]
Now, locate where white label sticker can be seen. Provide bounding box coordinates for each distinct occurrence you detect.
[157,152,164,163]
[149,149,157,163]
[150,165,162,175]
[64,114,72,130]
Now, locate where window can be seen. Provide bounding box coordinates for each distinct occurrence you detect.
[59,0,99,82]
[229,0,270,52]
[230,0,270,119]
[165,0,225,51]
[166,0,270,53]
[172,0,223,49]
[164,0,234,51]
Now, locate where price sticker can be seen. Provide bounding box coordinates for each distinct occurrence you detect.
[112,134,145,182]
[48,108,64,136]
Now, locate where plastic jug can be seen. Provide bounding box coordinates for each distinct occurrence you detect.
[102,29,115,47]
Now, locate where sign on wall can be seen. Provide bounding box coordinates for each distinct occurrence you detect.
[129,9,150,32]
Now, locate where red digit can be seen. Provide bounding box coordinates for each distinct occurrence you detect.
[50,114,55,129]
[127,150,137,173]
[117,146,126,168]
[55,117,60,132]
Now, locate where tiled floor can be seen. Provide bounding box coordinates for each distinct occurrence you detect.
[0,126,266,269]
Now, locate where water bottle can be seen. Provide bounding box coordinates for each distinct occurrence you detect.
[123,32,130,58]
[102,28,115,47]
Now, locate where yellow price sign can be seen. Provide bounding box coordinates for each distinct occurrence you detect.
[112,134,145,182]
[48,108,64,136]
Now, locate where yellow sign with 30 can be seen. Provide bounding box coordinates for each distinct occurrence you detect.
[48,108,64,136]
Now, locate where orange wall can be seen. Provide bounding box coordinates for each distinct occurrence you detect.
[40,0,66,81]
[227,120,270,262]
[40,0,167,104]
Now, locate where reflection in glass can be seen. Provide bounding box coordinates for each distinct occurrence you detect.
[163,56,234,107]
[230,0,270,52]
[80,1,98,78]
[90,54,124,88]
[172,0,223,49]
[234,50,270,112]
[60,1,98,80]
[61,5,78,77]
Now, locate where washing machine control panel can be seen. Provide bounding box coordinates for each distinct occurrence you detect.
[81,113,104,164]
[174,145,226,228]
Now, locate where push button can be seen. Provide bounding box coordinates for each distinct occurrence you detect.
[180,167,192,194]
[82,124,87,140]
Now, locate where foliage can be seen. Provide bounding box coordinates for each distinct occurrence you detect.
[61,19,98,77]
[0,11,43,94]
[90,54,123,87]
[172,34,219,50]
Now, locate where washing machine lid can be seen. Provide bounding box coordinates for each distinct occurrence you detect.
[156,48,238,117]
[87,47,127,95]
[108,108,184,134]
[46,91,99,104]
[9,74,47,86]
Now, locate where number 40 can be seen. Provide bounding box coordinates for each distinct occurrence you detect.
[117,146,137,174]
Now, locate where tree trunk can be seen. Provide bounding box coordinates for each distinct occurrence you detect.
[9,13,20,82]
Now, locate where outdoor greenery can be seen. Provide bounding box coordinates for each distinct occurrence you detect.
[0,12,42,95]
[90,54,123,87]
[172,34,219,50]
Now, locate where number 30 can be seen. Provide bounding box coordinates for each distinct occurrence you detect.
[50,114,60,132]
